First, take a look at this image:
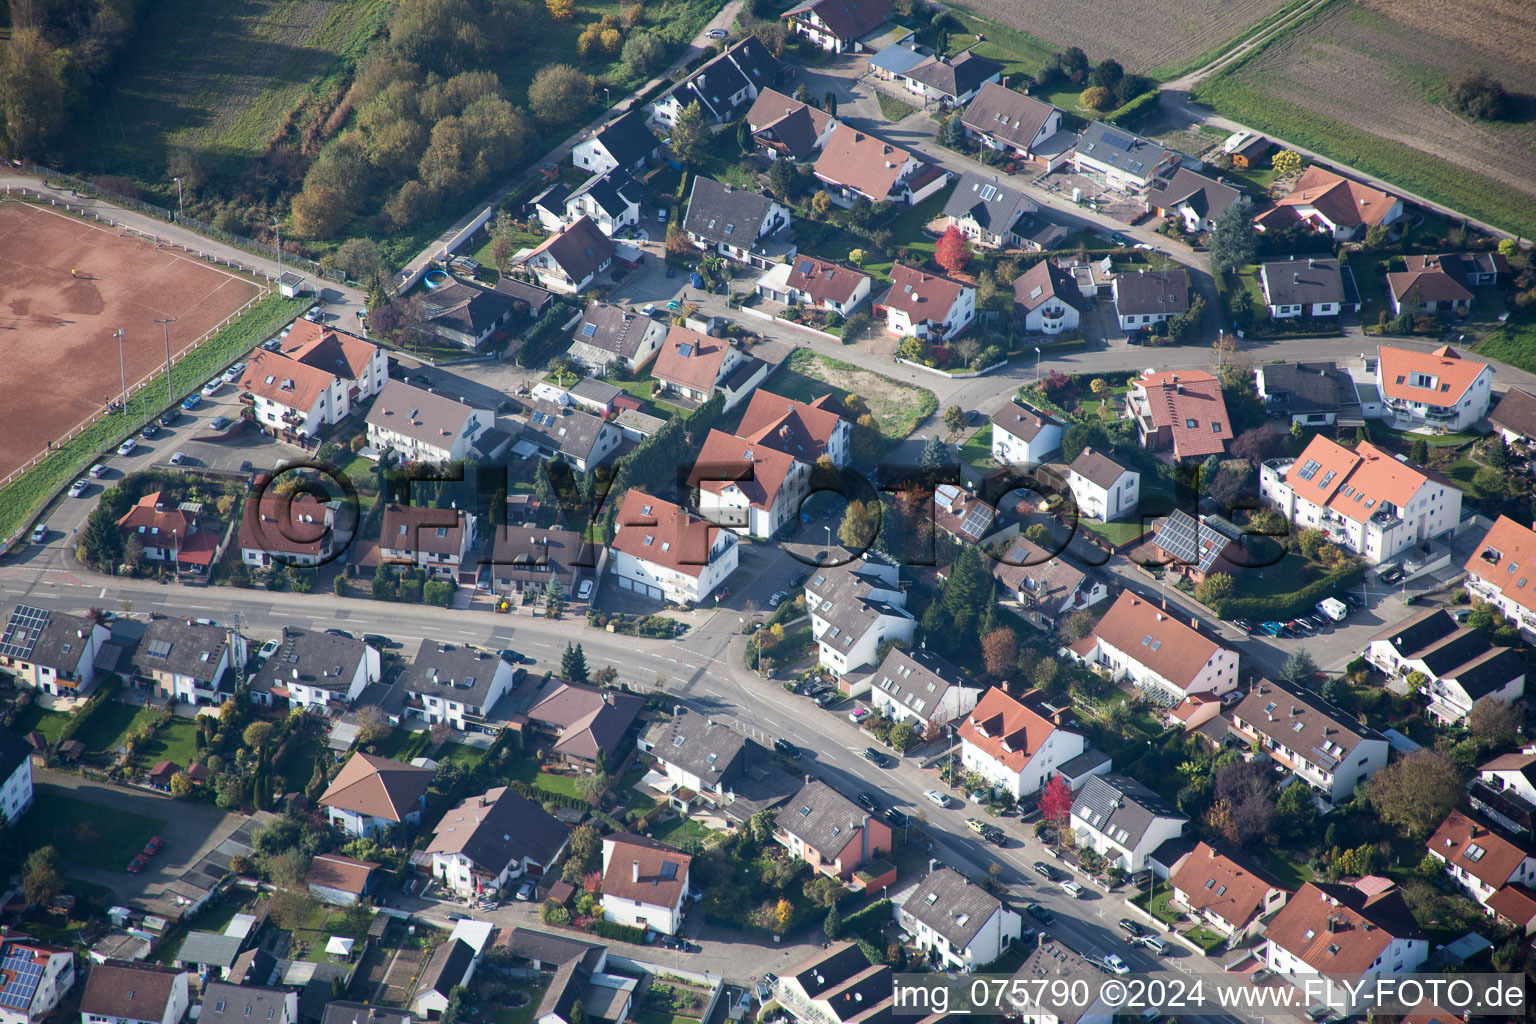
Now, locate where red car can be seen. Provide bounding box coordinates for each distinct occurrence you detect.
[126,855,147,873]
[143,836,163,857]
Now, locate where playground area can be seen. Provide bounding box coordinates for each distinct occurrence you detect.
[0,200,261,481]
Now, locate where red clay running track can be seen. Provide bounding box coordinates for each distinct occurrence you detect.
[0,202,260,481]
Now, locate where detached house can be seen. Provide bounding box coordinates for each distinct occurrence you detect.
[1147,167,1241,233]
[238,322,385,438]
[378,505,477,581]
[893,867,1021,972]
[783,0,893,53]
[651,36,778,126]
[991,537,1107,630]
[522,398,622,473]
[247,628,379,716]
[1066,592,1239,703]
[306,853,379,906]
[651,326,769,410]
[0,941,74,1024]
[238,491,334,568]
[489,526,599,604]
[1260,257,1346,318]
[525,682,644,767]
[319,752,434,838]
[738,389,852,466]
[0,605,110,696]
[898,51,1002,107]
[1256,361,1362,427]
[1066,447,1139,522]
[959,83,1067,169]
[944,172,1052,250]
[609,490,738,605]
[567,302,668,374]
[518,217,616,294]
[876,263,974,342]
[1125,369,1232,461]
[600,834,692,935]
[1464,515,1536,637]
[132,617,243,707]
[958,686,1086,800]
[428,786,570,899]
[754,255,871,318]
[563,170,644,237]
[416,280,520,350]
[867,647,982,735]
[690,428,811,539]
[1112,268,1189,332]
[1389,251,1508,316]
[1366,607,1524,724]
[1146,509,1245,586]
[573,109,657,176]
[1229,677,1389,803]
[746,89,839,162]
[989,398,1063,467]
[1071,774,1188,874]
[1427,809,1536,911]
[398,640,518,733]
[79,963,188,1024]
[638,709,802,821]
[813,125,948,207]
[1490,387,1536,444]
[805,552,915,676]
[366,380,496,464]
[0,725,33,826]
[1376,343,1492,431]
[1011,260,1081,335]
[1169,842,1290,943]
[1072,122,1180,190]
[682,176,793,267]
[1472,748,1536,840]
[776,780,893,882]
[1263,166,1402,240]
[115,492,222,576]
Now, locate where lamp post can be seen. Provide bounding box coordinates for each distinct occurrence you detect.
[1034,346,1042,382]
[824,524,832,563]
[155,317,178,404]
[273,218,283,279]
[172,177,183,220]
[113,329,128,413]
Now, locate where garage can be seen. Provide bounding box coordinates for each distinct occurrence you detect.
[616,576,663,599]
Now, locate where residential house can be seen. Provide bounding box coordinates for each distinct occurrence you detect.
[959,83,1067,169]
[428,786,570,898]
[366,380,496,464]
[522,398,622,473]
[246,628,379,716]
[804,552,914,676]
[1256,361,1362,427]
[1490,387,1536,445]
[690,428,811,539]
[1066,592,1239,703]
[1465,516,1536,638]
[530,184,572,233]
[414,941,477,1018]
[876,264,975,342]
[489,526,599,603]
[989,399,1063,467]
[650,326,769,410]
[238,489,335,568]
[416,280,520,350]
[198,984,296,1024]
[1146,510,1246,585]
[1008,941,1118,1023]
[682,176,794,267]
[398,641,519,733]
[599,834,692,935]
[1112,268,1190,332]
[1070,773,1188,874]
[573,109,657,175]
[775,780,893,881]
[746,89,838,161]
[1066,447,1139,522]
[609,489,738,605]
[238,323,386,437]
[0,605,110,697]
[563,170,643,237]
[319,752,434,838]
[867,647,981,736]
[377,505,476,582]
[1365,608,1525,724]
[1169,842,1290,943]
[772,942,947,1024]
[932,483,997,545]
[1263,166,1402,240]
[525,682,644,767]
[1125,369,1232,461]
[1388,251,1507,317]
[322,1007,412,1024]
[1229,677,1390,803]
[1147,167,1241,233]
[1011,261,1080,335]
[813,125,948,207]
[495,277,557,321]
[1471,747,1536,839]
[893,867,1021,972]
[782,0,892,53]
[114,493,222,576]
[0,943,72,1024]
[898,51,1001,107]
[651,36,778,126]
[866,40,931,81]
[1486,883,1536,937]
[638,709,802,820]
[1259,257,1345,318]
[944,172,1042,250]
[79,964,188,1024]
[486,931,621,1024]
[738,390,852,467]
[566,303,668,374]
[1427,808,1536,911]
[131,617,243,707]
[0,726,33,825]
[754,256,871,318]
[518,217,616,294]
[1263,881,1427,1016]
[958,687,1086,800]
[1258,435,1461,564]
[305,853,379,906]
[1071,122,1180,190]
[990,537,1107,630]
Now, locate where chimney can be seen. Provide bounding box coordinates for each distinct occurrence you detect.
[1191,616,1198,629]
[1294,272,1300,283]
[1308,258,1316,269]
[1326,915,1338,933]
[805,774,813,785]
[632,860,640,883]
[929,858,938,873]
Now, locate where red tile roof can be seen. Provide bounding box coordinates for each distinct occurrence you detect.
[1088,591,1225,689]
[956,687,1059,774]
[783,255,869,307]
[1276,167,1397,229]
[238,492,331,555]
[652,326,731,393]
[117,491,194,541]
[1131,369,1232,458]
[319,752,434,823]
[882,264,966,325]
[1464,515,1536,617]
[240,348,337,413]
[380,504,467,557]
[281,321,378,379]
[1377,344,1488,408]
[1485,882,1536,929]
[737,390,844,462]
[1265,881,1420,975]
[1324,441,1431,524]
[1170,842,1285,931]
[307,852,379,895]
[1428,809,1533,889]
[691,428,800,510]
[601,833,691,908]
[814,124,919,201]
[611,490,727,578]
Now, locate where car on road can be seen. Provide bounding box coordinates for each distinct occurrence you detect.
[1032,861,1056,881]
[855,792,879,813]
[362,634,395,648]
[788,573,807,587]
[1100,954,1130,975]
[89,463,108,477]
[982,826,1007,846]
[706,27,727,38]
[446,912,467,922]
[126,855,147,873]
[68,479,89,497]
[324,628,353,638]
[144,836,163,856]
[141,423,160,439]
[181,394,201,410]
[923,788,951,808]
[258,639,281,660]
[1118,919,1146,938]
[848,707,871,724]
[641,303,658,316]
[305,308,324,322]
[117,438,138,456]
[773,738,797,757]
[30,523,47,543]
[769,590,787,607]
[966,817,988,834]
[239,460,253,473]
[1342,592,1364,607]
[885,807,912,828]
[201,380,222,397]
[160,409,181,426]
[210,415,232,430]
[1132,935,1168,954]
[169,451,187,466]
[1231,618,1253,634]
[516,880,537,901]
[223,362,246,382]
[1026,903,1054,924]
[863,747,891,767]
[1060,881,1084,898]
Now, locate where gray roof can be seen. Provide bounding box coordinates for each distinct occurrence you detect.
[990,536,1090,609]
[1370,608,1523,701]
[943,171,1034,236]
[1055,746,1111,782]
[531,183,572,215]
[132,617,231,685]
[643,711,750,783]
[870,647,977,722]
[1068,446,1134,489]
[781,779,872,860]
[366,380,489,451]
[248,628,369,697]
[902,51,1000,99]
[1230,677,1385,776]
[570,378,623,406]
[399,640,507,711]
[588,109,657,169]
[200,984,291,1024]
[805,556,913,654]
[571,302,663,361]
[1149,510,1242,575]
[990,398,1062,443]
[1258,362,1357,416]
[567,169,644,221]
[494,277,557,316]
[665,36,779,121]
[1011,260,1079,314]
[1076,122,1171,179]
[896,866,1004,950]
[523,398,611,461]
[0,726,29,790]
[960,82,1058,150]
[615,409,666,436]
[0,604,95,670]
[1147,167,1240,222]
[427,786,570,873]
[321,1003,411,1024]
[1071,773,1185,850]
[1113,268,1189,317]
[527,682,645,762]
[684,177,782,249]
[418,938,475,998]
[1262,257,1344,306]
[497,927,605,970]
[1012,941,1113,1024]
[419,280,518,339]
[865,42,926,76]
[175,931,245,969]
[1490,387,1536,440]
[489,526,596,590]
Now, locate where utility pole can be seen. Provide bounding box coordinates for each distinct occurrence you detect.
[172,177,183,220]
[155,317,178,404]
[273,218,282,279]
[113,329,128,413]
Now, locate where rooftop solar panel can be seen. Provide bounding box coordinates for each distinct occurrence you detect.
[0,605,51,660]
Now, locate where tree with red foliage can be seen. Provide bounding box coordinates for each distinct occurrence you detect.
[1038,774,1074,825]
[1229,427,1289,464]
[583,870,603,893]
[981,627,1017,680]
[1039,368,1072,395]
[935,226,972,275]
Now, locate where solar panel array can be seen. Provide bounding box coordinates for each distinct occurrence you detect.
[0,605,50,660]
[0,947,46,1009]
[960,503,994,539]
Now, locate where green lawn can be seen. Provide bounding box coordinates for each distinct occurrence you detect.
[435,742,487,766]
[875,91,918,122]
[1081,519,1147,546]
[780,349,937,441]
[376,728,432,762]
[19,786,167,870]
[138,718,200,767]
[959,424,993,470]
[492,981,548,1024]
[1143,884,1183,925]
[1267,849,1314,889]
[635,1013,701,1024]
[12,704,73,745]
[1345,251,1392,324]
[884,185,954,255]
[74,702,159,756]
[649,815,715,847]
[504,757,585,798]
[1184,925,1226,953]
[1476,311,1536,376]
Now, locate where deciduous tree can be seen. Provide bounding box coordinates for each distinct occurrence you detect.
[1367,749,1463,837]
[1038,775,1073,825]
[935,226,972,274]
[528,65,592,123]
[1271,149,1304,177]
[1467,697,1522,749]
[547,0,574,21]
[1078,86,1111,111]
[981,628,1016,679]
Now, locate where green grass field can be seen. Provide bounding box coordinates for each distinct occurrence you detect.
[876,92,918,122]
[1476,311,1536,376]
[1080,518,1146,546]
[19,786,167,870]
[74,703,158,756]
[780,350,937,440]
[959,424,993,469]
[139,719,201,767]
[12,704,73,745]
[649,815,715,846]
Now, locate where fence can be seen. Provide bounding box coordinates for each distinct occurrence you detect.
[25,163,345,282]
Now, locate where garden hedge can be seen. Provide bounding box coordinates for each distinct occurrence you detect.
[592,920,648,944]
[1208,562,1366,621]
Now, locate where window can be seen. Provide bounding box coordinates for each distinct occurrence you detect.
[1185,418,1198,429]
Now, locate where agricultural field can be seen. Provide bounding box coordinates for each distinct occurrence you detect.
[1192,0,1536,238]
[953,0,1294,73]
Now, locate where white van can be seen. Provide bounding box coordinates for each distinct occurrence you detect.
[1316,597,1348,622]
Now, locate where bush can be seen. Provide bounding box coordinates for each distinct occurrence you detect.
[423,580,454,606]
[840,898,892,937]
[592,920,647,944]
[1445,71,1507,121]
[1208,562,1366,621]
[57,677,122,745]
[1104,89,1160,127]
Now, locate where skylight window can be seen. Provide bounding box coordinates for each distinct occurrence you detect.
[582,323,598,337]
[1466,843,1487,862]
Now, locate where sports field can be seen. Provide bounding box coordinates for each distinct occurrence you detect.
[0,202,261,481]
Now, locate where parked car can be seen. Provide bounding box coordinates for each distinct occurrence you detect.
[239,460,253,473]
[706,27,727,38]
[769,590,787,607]
[516,880,537,901]
[862,746,891,767]
[885,807,913,828]
[1118,919,1146,938]
[773,738,797,757]
[1033,861,1056,880]
[222,363,246,382]
[1379,566,1405,584]
[169,451,187,465]
[1026,903,1054,924]
[1342,592,1364,608]
[117,438,138,456]
[1249,969,1273,985]
[788,573,807,587]
[89,462,108,477]
[923,789,950,808]
[446,912,467,922]
[814,691,841,708]
[362,633,395,648]
[1019,805,1042,824]
[324,628,353,638]
[257,639,280,660]
[68,479,89,498]
[30,523,47,543]
[982,826,1006,847]
[210,415,232,430]
[143,836,163,857]
[201,380,222,397]
[1060,881,1084,898]
[126,855,147,873]
[141,423,160,439]
[1133,935,1168,954]
[181,394,201,410]
[848,707,871,725]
